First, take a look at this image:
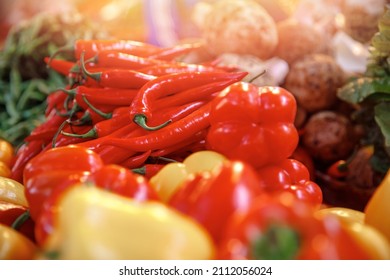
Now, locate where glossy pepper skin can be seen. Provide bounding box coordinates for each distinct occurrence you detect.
[218,192,372,260]
[206,82,299,169]
[42,184,215,260]
[256,158,323,207]
[23,145,105,220]
[32,162,159,246]
[169,160,266,244]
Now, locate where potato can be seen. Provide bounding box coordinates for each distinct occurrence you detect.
[283,54,345,113]
[201,0,278,60]
[302,111,357,163]
[274,18,326,65]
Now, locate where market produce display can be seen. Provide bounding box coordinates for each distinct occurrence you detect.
[1,0,390,260]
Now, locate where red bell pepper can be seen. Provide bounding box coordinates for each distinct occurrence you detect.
[256,158,323,207]
[206,82,299,169]
[23,145,105,221]
[168,160,266,244]
[30,151,159,245]
[218,192,371,260]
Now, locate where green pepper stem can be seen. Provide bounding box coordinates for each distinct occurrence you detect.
[248,70,266,83]
[52,120,69,148]
[81,95,112,119]
[131,166,146,175]
[133,114,171,131]
[61,127,97,139]
[251,224,300,260]
[80,51,102,81]
[11,210,30,230]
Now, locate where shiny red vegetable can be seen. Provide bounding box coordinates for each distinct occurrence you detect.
[168,160,266,244]
[207,82,299,169]
[218,192,371,260]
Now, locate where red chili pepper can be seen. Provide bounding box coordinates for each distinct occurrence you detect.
[45,90,69,117]
[326,159,349,179]
[90,50,164,69]
[62,85,139,107]
[80,52,156,89]
[130,71,247,130]
[72,101,206,140]
[150,129,208,158]
[148,42,204,61]
[119,150,152,169]
[73,39,161,60]
[44,57,75,76]
[169,160,266,244]
[138,63,227,76]
[101,102,212,152]
[206,82,299,169]
[24,110,67,142]
[11,140,45,183]
[154,79,236,110]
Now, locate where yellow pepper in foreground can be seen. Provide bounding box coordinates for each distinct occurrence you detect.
[0,176,28,207]
[150,150,228,201]
[365,170,390,243]
[43,184,216,260]
[0,224,37,260]
[316,207,390,260]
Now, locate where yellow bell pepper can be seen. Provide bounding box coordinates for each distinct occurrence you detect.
[150,150,228,201]
[316,207,390,259]
[365,170,390,243]
[0,176,28,207]
[43,184,216,260]
[0,224,37,260]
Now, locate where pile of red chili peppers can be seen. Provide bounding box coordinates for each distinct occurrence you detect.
[10,39,245,181]
[5,39,337,259]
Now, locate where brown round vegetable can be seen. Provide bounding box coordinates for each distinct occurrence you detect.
[274,18,326,65]
[284,54,345,113]
[342,0,386,43]
[201,0,278,60]
[302,111,357,163]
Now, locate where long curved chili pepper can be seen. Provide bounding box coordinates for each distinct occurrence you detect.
[101,102,212,152]
[45,90,69,117]
[150,129,208,158]
[24,110,67,142]
[138,63,227,76]
[61,85,139,107]
[50,121,93,148]
[44,57,75,76]
[73,39,161,60]
[155,79,239,110]
[89,50,164,70]
[66,100,206,140]
[80,52,157,89]
[11,140,45,183]
[73,101,208,165]
[119,150,152,169]
[130,71,247,130]
[147,42,204,61]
